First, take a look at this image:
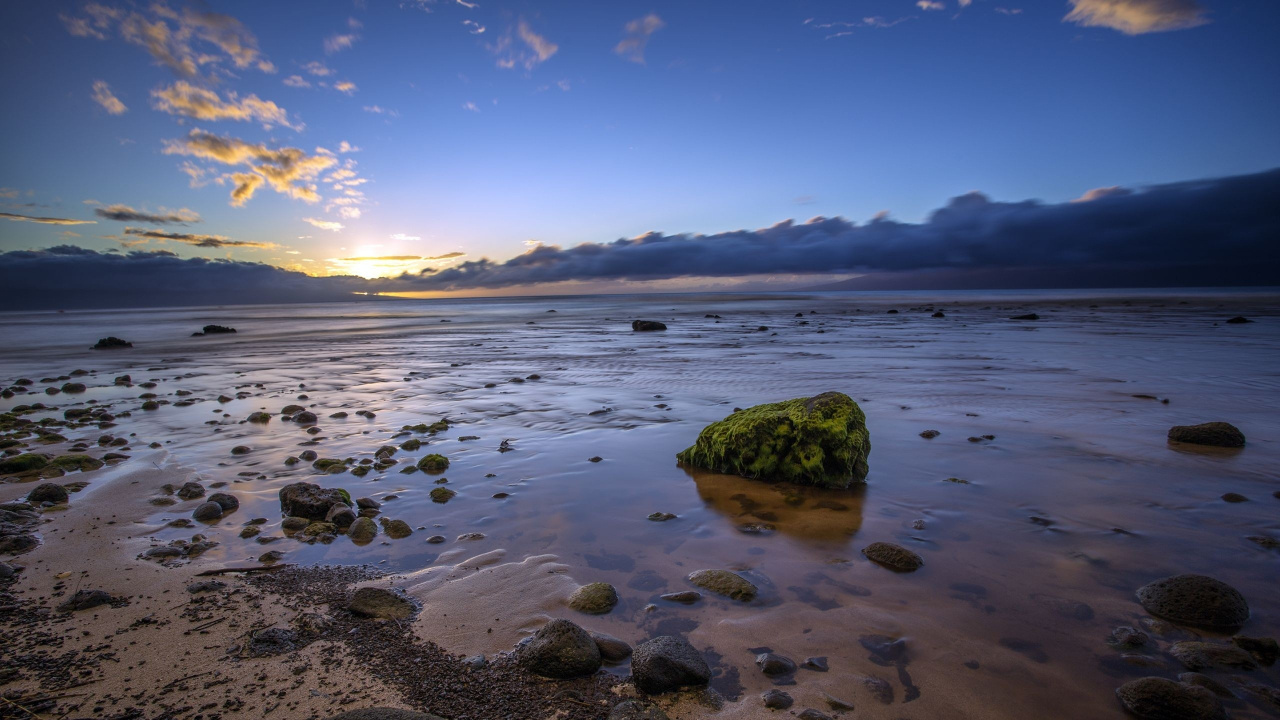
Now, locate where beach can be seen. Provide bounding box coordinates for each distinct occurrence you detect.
[2,289,1278,720]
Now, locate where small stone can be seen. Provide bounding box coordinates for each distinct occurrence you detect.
[919,429,940,439]
[1115,677,1225,720]
[761,689,793,709]
[348,517,378,543]
[28,483,69,504]
[1167,422,1245,448]
[1108,626,1149,649]
[687,569,757,601]
[1221,492,1248,503]
[756,652,796,676]
[58,589,114,612]
[1169,641,1257,671]
[258,550,285,563]
[176,481,205,500]
[1233,635,1279,666]
[349,587,415,620]
[659,591,701,604]
[648,512,677,521]
[517,618,601,679]
[193,501,223,521]
[631,635,710,694]
[861,541,924,571]
[1136,574,1250,631]
[591,631,633,662]
[208,492,239,512]
[802,656,829,672]
[569,582,619,614]
[607,700,670,720]
[429,487,456,503]
[381,519,412,539]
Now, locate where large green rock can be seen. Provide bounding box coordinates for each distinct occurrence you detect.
[676,392,870,488]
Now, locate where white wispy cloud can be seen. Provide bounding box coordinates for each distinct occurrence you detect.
[0,212,97,226]
[334,80,358,95]
[1064,0,1209,34]
[917,1,945,10]
[325,32,359,54]
[91,80,127,114]
[304,217,344,232]
[614,14,664,64]
[283,74,311,88]
[163,129,337,206]
[491,20,557,71]
[152,81,298,129]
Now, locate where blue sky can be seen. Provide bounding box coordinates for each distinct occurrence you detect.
[1,0,1278,287]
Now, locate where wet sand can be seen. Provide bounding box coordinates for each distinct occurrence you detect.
[2,290,1278,719]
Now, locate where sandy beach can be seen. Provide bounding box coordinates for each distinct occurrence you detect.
[2,290,1278,720]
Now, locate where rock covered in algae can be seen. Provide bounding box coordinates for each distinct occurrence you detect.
[676,391,870,488]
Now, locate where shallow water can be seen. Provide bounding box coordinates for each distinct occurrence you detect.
[2,289,1278,719]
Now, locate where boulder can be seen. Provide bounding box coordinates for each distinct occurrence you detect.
[280,482,349,521]
[756,652,796,675]
[326,503,357,528]
[348,517,378,543]
[1233,635,1279,666]
[631,635,711,694]
[381,519,412,539]
[1169,641,1258,671]
[418,454,449,472]
[193,501,224,521]
[1168,422,1245,448]
[632,320,667,331]
[176,481,206,500]
[202,325,237,334]
[569,582,619,614]
[687,569,757,601]
[58,589,115,612]
[1136,574,1249,631]
[1115,677,1225,720]
[591,631,633,662]
[861,542,924,572]
[28,483,68,504]
[0,453,49,474]
[676,392,870,488]
[607,700,670,720]
[208,493,239,513]
[516,618,601,679]
[349,587,415,620]
[762,689,793,709]
[294,411,318,424]
[92,336,132,349]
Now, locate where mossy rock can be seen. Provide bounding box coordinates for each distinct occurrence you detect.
[418,454,449,472]
[141,401,160,411]
[348,517,378,543]
[313,458,347,473]
[303,521,337,537]
[568,582,619,614]
[429,487,456,503]
[380,518,412,539]
[676,391,870,489]
[0,453,50,474]
[50,455,105,472]
[687,569,757,601]
[400,438,422,451]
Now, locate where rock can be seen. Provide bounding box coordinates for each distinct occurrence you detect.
[426,535,446,544]
[293,612,334,636]
[326,502,357,528]
[247,412,271,423]
[176,481,206,500]
[591,631,633,662]
[687,569,757,601]
[756,652,796,675]
[202,324,237,334]
[1136,574,1250,631]
[187,580,226,593]
[324,711,445,720]
[355,497,380,510]
[50,454,102,472]
[1225,316,1252,324]
[919,429,940,439]
[1115,677,1226,720]
[802,656,829,672]
[418,454,449,472]
[1177,673,1234,698]
[1169,641,1258,671]
[348,517,378,543]
[569,582,619,614]
[1233,635,1279,665]
[245,627,298,656]
[1167,422,1245,448]
[231,445,251,455]
[349,587,415,620]
[28,483,68,504]
[1,453,49,474]
[762,689,793,709]
[92,336,133,349]
[1108,626,1149,649]
[607,700,670,720]
[1221,492,1248,502]
[208,493,239,512]
[822,693,855,711]
[192,501,223,521]
[259,550,286,563]
[660,591,701,604]
[631,635,710,694]
[1009,313,1039,320]
[861,541,924,571]
[58,589,115,612]
[294,411,318,424]
[381,519,412,539]
[859,675,894,704]
[648,512,677,521]
[282,516,310,531]
[462,655,487,670]
[429,487,456,503]
[632,320,667,331]
[676,391,870,488]
[279,482,349,521]
[516,618,601,679]
[282,404,306,414]
[797,710,833,720]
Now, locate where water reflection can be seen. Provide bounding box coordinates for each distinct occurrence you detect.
[683,465,865,542]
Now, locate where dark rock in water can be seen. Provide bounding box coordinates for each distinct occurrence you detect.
[325,503,357,528]
[607,700,670,720]
[660,591,701,604]
[231,445,251,455]
[862,541,924,571]
[1233,635,1279,666]
[822,693,855,711]
[1136,574,1250,631]
[294,411,318,424]
[632,320,667,331]
[247,411,271,423]
[802,656,829,672]
[1115,677,1226,720]
[280,482,349,520]
[1167,422,1245,448]
[687,569,757,601]
[58,589,114,612]
[325,711,445,720]
[517,618,601,679]
[92,336,133,349]
[380,518,412,539]
[355,497,380,510]
[1,453,50,474]
[245,627,299,656]
[0,535,38,554]
[28,483,68,504]
[347,517,377,543]
[192,501,223,521]
[631,635,710,694]
[591,631,633,662]
[798,710,834,720]
[1221,492,1248,503]
[429,487,456,503]
[569,582,618,614]
[859,675,894,704]
[932,311,945,318]
[349,587,415,620]
[426,535,446,544]
[1009,313,1039,320]
[1225,316,1252,324]
[208,492,239,512]
[1169,641,1257,671]
[1108,626,1150,649]
[677,391,870,488]
[919,429,940,439]
[176,481,205,500]
[418,454,450,472]
[762,689,793,709]
[1177,673,1234,698]
[202,324,237,334]
[282,516,310,531]
[756,652,796,676]
[648,512,677,522]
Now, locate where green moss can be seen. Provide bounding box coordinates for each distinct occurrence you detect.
[418,454,449,473]
[429,486,456,503]
[50,454,105,472]
[675,391,870,489]
[312,458,346,472]
[400,438,422,451]
[336,488,352,506]
[0,453,49,474]
[141,401,160,411]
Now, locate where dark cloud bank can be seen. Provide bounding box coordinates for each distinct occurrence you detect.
[2,168,1277,310]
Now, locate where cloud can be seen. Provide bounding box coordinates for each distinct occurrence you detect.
[152,81,297,129]
[363,105,399,116]
[462,101,479,112]
[303,61,334,76]
[121,227,276,249]
[426,252,466,260]
[0,188,20,199]
[283,75,311,88]
[614,14,664,64]
[1064,0,1209,34]
[492,20,557,71]
[0,212,97,226]
[64,4,274,79]
[325,33,359,54]
[94,204,201,224]
[337,207,362,220]
[338,141,360,153]
[91,80,127,114]
[387,167,1280,290]
[1072,186,1134,202]
[229,173,264,207]
[463,19,485,34]
[163,129,337,205]
[341,255,422,262]
[334,80,358,95]
[304,218,345,232]
[390,233,420,241]
[917,1,945,9]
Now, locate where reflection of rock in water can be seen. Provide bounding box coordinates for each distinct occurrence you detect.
[683,467,864,542]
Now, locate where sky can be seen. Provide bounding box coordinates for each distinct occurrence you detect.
[1,0,1278,305]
